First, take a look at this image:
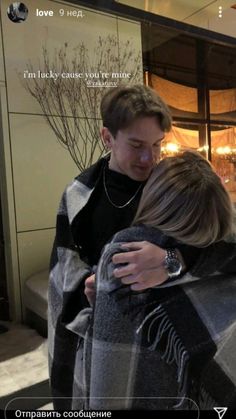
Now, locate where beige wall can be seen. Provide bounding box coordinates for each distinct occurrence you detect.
[0,0,142,320]
[0,21,4,82]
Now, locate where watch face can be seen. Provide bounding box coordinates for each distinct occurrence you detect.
[168,258,182,274]
[165,249,183,278]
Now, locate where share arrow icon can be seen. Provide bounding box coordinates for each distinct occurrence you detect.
[213,407,228,419]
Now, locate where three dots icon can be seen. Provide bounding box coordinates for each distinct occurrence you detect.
[219,6,223,18]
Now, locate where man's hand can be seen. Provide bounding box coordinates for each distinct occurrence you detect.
[84,274,96,306]
[112,241,168,291]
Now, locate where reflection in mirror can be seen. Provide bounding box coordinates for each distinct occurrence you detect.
[142,19,236,201]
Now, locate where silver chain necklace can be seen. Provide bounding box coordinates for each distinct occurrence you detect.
[103,167,143,209]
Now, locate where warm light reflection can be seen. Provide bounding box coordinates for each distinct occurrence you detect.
[213,146,236,164]
[197,145,209,153]
[211,145,236,199]
[215,146,232,155]
[161,142,180,155]
[165,143,180,152]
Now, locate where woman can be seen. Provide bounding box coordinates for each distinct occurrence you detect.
[85,151,236,410]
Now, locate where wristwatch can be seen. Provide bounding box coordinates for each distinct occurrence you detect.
[164,248,183,278]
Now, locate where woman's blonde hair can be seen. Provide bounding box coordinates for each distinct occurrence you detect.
[133,151,236,247]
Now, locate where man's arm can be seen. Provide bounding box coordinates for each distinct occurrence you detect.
[112,241,168,290]
[112,235,236,290]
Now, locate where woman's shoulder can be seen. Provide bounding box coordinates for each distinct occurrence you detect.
[111,224,176,247]
[111,225,146,243]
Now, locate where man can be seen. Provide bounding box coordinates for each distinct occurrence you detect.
[48,84,235,409]
[84,85,184,305]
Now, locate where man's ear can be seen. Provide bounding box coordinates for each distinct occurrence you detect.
[101,127,113,150]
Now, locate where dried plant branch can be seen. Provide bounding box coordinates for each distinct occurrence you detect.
[20,35,142,171]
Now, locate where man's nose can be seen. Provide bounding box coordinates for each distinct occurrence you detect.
[139,149,155,165]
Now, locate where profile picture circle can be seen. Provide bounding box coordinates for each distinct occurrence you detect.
[7,2,28,23]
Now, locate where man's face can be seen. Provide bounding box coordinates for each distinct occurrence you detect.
[102,116,165,181]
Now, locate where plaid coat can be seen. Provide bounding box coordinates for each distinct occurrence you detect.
[48,157,236,410]
[89,226,236,410]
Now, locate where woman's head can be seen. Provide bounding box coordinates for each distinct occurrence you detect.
[133,151,235,247]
